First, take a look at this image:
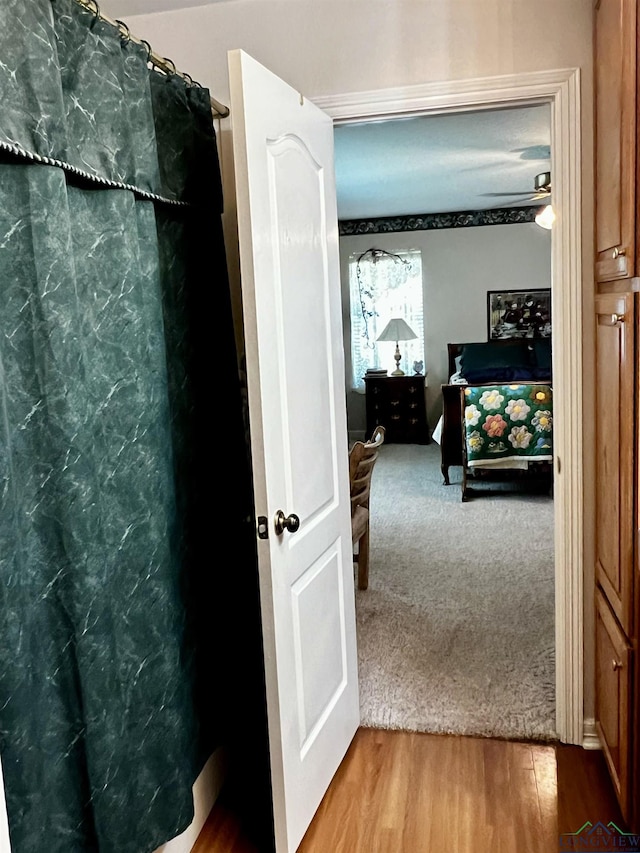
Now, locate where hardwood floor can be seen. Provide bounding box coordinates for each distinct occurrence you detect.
[192,727,624,853]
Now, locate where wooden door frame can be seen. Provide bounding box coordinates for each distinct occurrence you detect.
[315,67,583,745]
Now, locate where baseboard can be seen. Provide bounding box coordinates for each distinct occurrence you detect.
[582,718,602,750]
[153,747,228,853]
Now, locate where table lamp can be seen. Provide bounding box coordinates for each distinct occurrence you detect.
[376,317,418,376]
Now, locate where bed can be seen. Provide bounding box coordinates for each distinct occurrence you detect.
[436,339,553,499]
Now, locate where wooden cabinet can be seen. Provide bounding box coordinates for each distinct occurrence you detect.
[596,587,633,817]
[593,1,639,829]
[595,293,636,636]
[594,0,637,282]
[594,295,636,821]
[364,375,429,444]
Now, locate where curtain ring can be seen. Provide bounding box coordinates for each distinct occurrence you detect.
[162,57,177,76]
[115,19,131,43]
[85,0,100,18]
[183,72,194,87]
[140,40,153,63]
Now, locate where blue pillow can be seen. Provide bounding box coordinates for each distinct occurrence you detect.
[463,366,538,383]
[459,342,534,383]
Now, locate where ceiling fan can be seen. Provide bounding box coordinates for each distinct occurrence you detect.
[481,171,552,205]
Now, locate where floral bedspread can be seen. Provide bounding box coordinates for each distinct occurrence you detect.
[462,384,553,467]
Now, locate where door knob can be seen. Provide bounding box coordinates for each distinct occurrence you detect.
[612,246,626,259]
[274,510,300,536]
[612,659,623,671]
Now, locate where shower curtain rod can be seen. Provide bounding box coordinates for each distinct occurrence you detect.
[75,0,230,118]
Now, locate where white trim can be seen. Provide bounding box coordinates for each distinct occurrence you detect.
[582,718,602,750]
[316,67,584,746]
[313,68,580,120]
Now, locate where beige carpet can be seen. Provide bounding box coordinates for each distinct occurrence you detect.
[356,442,556,741]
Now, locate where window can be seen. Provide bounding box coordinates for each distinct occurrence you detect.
[349,248,424,390]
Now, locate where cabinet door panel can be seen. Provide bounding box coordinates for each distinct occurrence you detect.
[594,0,636,281]
[594,293,635,634]
[595,588,632,819]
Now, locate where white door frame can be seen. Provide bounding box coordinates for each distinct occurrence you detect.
[314,67,583,746]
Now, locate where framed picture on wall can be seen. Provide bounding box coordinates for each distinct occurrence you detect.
[487,288,551,340]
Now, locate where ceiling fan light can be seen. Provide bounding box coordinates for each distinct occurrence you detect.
[535,204,555,230]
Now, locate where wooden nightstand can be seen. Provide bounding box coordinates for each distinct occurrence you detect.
[364,374,429,444]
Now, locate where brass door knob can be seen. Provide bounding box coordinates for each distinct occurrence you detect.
[274,510,300,536]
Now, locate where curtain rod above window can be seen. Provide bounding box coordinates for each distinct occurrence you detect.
[75,0,230,118]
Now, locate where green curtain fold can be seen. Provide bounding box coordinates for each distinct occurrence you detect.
[0,2,239,850]
[0,0,220,206]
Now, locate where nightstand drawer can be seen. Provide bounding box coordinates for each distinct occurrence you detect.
[364,375,429,444]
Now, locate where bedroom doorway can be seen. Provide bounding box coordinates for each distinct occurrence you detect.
[338,111,556,739]
[316,67,584,745]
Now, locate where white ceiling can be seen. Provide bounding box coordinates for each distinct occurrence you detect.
[334,105,551,220]
[99,1,552,221]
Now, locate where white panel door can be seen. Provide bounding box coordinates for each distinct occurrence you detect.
[228,50,359,853]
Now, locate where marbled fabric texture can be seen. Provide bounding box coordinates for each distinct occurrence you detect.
[0,0,220,205]
[0,3,231,851]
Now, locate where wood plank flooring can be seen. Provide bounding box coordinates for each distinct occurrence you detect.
[193,727,624,853]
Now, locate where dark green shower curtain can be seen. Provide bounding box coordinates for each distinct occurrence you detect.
[0,1,253,850]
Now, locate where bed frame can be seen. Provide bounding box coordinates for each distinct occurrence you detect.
[459,382,554,501]
[442,341,553,499]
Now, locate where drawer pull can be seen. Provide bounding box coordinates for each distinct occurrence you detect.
[612,246,626,259]
[612,659,623,671]
[597,313,625,326]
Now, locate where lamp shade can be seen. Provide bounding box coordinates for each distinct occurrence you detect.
[376,317,418,343]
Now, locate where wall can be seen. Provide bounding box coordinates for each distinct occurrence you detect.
[340,222,551,435]
[116,0,594,355]
[113,0,596,805]
[117,1,592,109]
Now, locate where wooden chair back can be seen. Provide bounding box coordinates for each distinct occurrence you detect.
[348,425,385,590]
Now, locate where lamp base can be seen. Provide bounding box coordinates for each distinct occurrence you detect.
[391,343,404,376]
